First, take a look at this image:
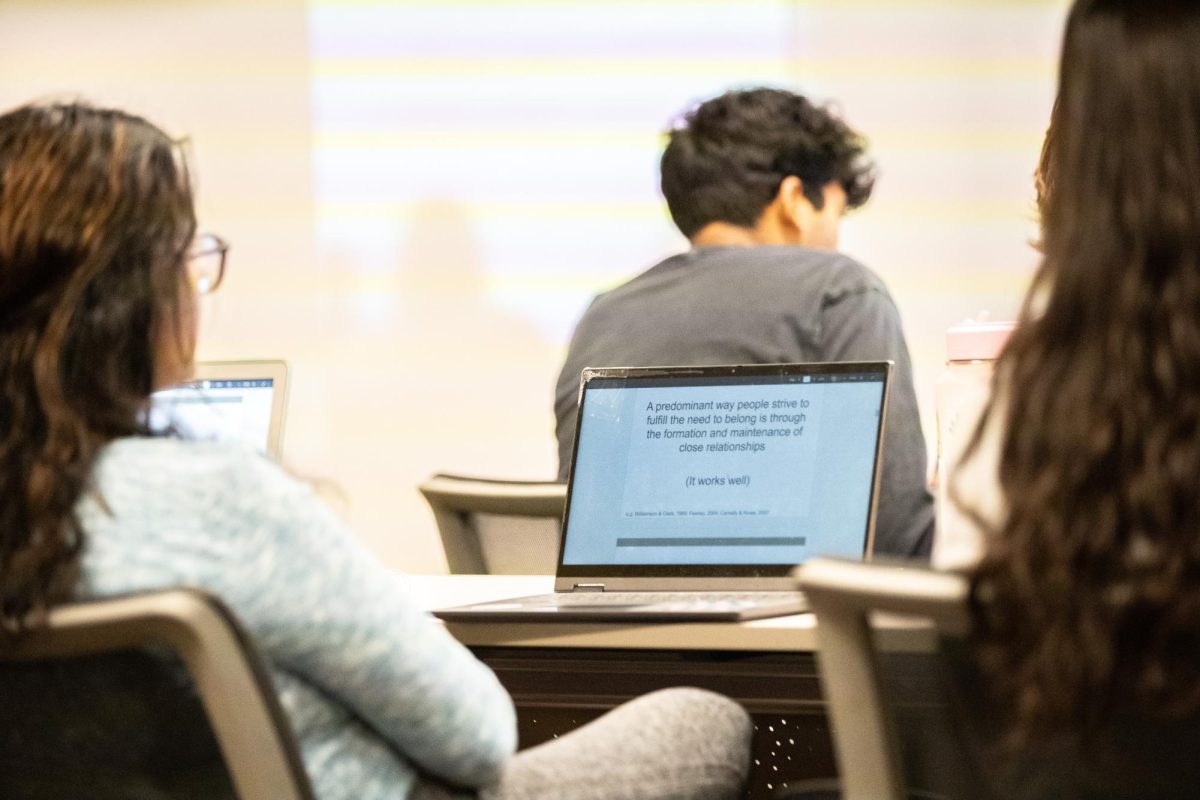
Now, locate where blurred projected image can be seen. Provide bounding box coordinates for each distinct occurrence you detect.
[305,0,804,567]
[301,0,1060,569]
[309,1,802,336]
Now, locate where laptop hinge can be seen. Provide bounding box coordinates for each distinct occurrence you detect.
[571,583,605,592]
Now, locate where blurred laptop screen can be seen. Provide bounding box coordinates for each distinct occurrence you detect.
[150,374,280,458]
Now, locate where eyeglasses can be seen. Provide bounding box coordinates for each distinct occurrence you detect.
[188,233,229,296]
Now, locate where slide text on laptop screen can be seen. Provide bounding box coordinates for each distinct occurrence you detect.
[150,378,276,456]
[562,370,885,566]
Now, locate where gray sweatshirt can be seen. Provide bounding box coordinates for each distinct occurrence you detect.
[554,245,934,558]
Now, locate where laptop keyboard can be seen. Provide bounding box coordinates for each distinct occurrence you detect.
[539,591,803,611]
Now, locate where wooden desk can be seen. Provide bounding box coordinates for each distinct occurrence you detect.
[409,575,931,798]
[412,578,964,800]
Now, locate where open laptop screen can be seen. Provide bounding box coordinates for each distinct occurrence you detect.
[559,363,889,578]
[149,361,288,460]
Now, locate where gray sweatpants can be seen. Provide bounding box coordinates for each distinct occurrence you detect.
[411,687,752,800]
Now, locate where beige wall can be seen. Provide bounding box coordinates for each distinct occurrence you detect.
[0,0,350,556]
[0,0,557,572]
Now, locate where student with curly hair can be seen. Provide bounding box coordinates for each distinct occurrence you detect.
[941,1,1200,795]
[0,101,751,800]
[554,87,932,558]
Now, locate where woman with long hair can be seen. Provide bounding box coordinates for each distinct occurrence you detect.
[942,0,1200,794]
[0,102,750,799]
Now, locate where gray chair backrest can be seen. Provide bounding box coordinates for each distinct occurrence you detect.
[418,472,566,574]
[0,589,316,800]
[796,557,970,800]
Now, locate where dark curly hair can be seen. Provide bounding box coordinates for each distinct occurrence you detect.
[0,103,195,630]
[955,0,1200,745]
[659,87,876,239]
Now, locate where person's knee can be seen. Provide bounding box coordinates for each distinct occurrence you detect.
[626,687,753,768]
[634,686,751,726]
[484,688,751,800]
[652,687,750,732]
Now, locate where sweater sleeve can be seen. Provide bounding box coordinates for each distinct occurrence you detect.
[818,282,935,558]
[218,455,517,788]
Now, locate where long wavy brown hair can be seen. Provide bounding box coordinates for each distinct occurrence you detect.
[955,0,1200,744]
[0,103,195,630]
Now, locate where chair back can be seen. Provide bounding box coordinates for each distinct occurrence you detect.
[419,472,565,574]
[0,589,315,800]
[796,558,970,800]
[798,558,1200,800]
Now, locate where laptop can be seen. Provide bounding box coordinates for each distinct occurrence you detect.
[434,361,891,622]
[149,360,290,461]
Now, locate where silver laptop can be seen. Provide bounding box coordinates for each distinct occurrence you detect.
[434,361,891,622]
[149,360,290,461]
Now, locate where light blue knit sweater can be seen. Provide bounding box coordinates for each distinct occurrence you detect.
[76,437,517,800]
